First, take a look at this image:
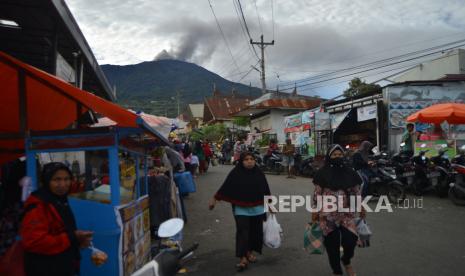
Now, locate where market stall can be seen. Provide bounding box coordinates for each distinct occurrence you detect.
[0,51,173,276]
[407,103,465,158]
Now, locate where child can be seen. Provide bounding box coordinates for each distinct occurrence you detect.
[190,154,199,177]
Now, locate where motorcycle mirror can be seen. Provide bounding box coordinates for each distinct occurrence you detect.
[158,218,184,238]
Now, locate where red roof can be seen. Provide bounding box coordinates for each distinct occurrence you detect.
[204,94,253,121]
[0,51,166,165]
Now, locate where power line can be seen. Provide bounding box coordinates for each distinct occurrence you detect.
[232,0,260,62]
[281,43,465,91]
[279,38,465,89]
[237,0,260,59]
[298,61,423,93]
[299,51,462,93]
[278,32,465,85]
[238,61,261,82]
[208,0,242,80]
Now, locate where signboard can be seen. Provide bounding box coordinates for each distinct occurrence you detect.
[116,196,151,276]
[386,84,465,129]
[315,112,331,131]
[301,110,313,124]
[414,140,456,159]
[357,104,377,122]
[285,113,302,128]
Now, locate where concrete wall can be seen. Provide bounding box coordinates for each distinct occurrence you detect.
[251,114,271,133]
[393,49,465,82]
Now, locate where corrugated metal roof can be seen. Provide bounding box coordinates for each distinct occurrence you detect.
[205,96,251,120]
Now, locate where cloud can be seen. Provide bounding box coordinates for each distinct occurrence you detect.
[65,0,465,97]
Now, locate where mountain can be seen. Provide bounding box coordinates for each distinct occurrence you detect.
[101,60,261,116]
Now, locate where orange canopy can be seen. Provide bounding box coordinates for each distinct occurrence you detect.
[406,103,465,124]
[0,51,166,165]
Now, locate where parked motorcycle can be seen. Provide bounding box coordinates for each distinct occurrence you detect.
[411,144,440,196]
[430,146,453,197]
[365,157,406,203]
[134,218,199,276]
[258,149,284,174]
[294,153,315,177]
[449,145,465,206]
[391,150,416,188]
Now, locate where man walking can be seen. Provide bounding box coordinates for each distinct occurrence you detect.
[283,138,296,178]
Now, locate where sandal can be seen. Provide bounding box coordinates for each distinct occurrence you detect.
[236,261,248,272]
[246,253,257,263]
[344,265,356,276]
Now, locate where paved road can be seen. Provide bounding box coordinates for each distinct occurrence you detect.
[182,165,465,276]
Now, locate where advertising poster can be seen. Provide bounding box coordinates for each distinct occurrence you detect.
[285,113,302,128]
[414,140,456,159]
[357,104,377,122]
[116,195,150,276]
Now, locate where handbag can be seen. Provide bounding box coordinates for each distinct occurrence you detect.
[303,222,325,255]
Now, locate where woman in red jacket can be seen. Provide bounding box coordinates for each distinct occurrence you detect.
[21,162,93,276]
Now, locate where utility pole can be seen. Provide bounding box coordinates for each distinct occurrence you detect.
[176,90,181,117]
[251,35,274,95]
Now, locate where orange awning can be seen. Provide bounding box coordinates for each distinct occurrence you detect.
[0,51,167,165]
[406,103,465,124]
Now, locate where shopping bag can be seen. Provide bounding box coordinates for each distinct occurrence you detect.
[174,171,196,194]
[303,223,325,254]
[263,214,282,248]
[355,218,372,247]
[0,241,25,276]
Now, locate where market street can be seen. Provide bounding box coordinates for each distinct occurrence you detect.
[182,164,465,276]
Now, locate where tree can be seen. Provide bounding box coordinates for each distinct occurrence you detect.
[190,123,227,142]
[232,116,250,127]
[343,78,381,98]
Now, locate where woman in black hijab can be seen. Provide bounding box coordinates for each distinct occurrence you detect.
[209,152,271,272]
[21,162,93,276]
[312,145,364,276]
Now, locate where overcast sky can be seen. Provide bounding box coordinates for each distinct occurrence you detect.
[66,0,465,97]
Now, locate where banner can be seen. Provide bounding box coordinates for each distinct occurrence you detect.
[116,196,151,276]
[357,104,377,122]
[285,113,302,128]
[315,112,331,131]
[302,110,313,124]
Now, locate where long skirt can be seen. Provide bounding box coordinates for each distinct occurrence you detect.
[234,215,265,258]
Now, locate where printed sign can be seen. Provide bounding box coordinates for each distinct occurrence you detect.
[116,196,151,276]
[357,104,377,122]
[285,113,302,128]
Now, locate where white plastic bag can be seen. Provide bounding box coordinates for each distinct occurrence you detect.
[355,218,372,247]
[263,214,282,248]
